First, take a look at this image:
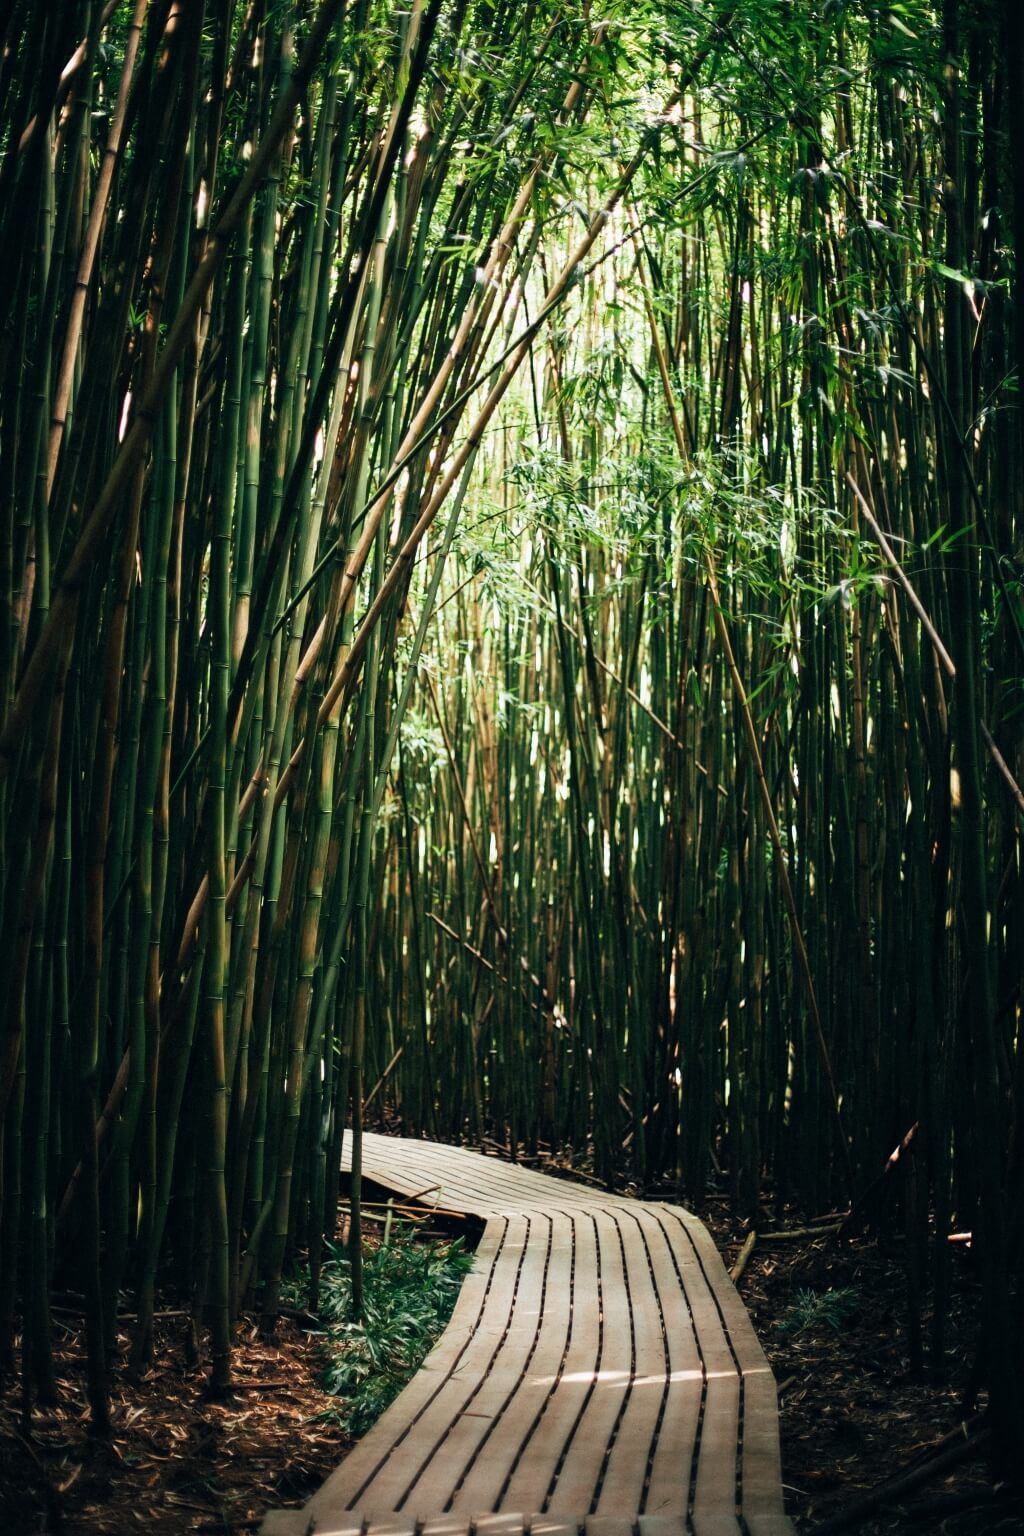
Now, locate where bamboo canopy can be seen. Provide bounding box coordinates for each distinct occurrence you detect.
[0,0,1021,1456]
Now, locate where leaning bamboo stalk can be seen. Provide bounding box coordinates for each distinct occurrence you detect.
[847,473,1024,817]
[0,0,349,775]
[46,0,148,496]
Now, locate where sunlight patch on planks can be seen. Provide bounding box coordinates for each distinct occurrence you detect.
[260,1133,793,1536]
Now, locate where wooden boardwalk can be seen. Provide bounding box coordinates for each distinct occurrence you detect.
[261,1134,792,1536]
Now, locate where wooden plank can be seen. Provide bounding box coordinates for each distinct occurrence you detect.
[343,1136,481,1214]
[497,1213,601,1512]
[690,1371,740,1526]
[404,1214,564,1512]
[473,1516,525,1536]
[530,1519,582,1536]
[689,1518,742,1536]
[352,1134,637,1218]
[449,1211,577,1512]
[640,1212,702,1519]
[584,1515,635,1536]
[259,1513,314,1536]
[345,1135,491,1211]
[308,1217,531,1520]
[544,1211,632,1516]
[301,1519,364,1536]
[663,1208,767,1372]
[372,1221,547,1510]
[358,1212,549,1514]
[661,1214,741,1535]
[656,1206,787,1528]
[637,1518,685,1536]
[419,1518,472,1536]
[738,1368,787,1522]
[592,1211,670,1516]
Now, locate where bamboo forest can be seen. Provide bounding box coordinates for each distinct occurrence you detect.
[1,1,1022,1532]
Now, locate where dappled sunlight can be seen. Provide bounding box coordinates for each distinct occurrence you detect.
[528,1367,710,1388]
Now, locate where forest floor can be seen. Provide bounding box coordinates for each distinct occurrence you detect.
[698,1194,1024,1534]
[0,1306,353,1535]
[3,1159,1023,1535]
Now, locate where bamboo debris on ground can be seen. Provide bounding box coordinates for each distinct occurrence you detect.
[807,1421,992,1536]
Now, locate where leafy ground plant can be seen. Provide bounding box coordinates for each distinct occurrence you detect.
[294,1224,475,1436]
[776,1286,860,1337]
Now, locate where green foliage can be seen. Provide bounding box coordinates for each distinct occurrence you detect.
[777,1286,859,1337]
[292,1228,474,1436]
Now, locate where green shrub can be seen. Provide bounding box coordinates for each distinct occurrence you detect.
[290,1226,474,1436]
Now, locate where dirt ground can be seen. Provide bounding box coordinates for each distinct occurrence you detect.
[0,1307,352,1535]
[700,1196,1024,1534]
[2,1178,1022,1534]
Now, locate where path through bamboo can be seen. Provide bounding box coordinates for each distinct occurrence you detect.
[260,1134,792,1536]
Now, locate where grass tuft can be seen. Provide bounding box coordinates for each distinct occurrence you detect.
[776,1286,859,1337]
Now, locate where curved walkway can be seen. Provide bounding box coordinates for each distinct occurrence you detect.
[261,1134,792,1536]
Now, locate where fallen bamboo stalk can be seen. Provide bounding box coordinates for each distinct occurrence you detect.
[342,1197,469,1225]
[757,1223,843,1242]
[808,1421,990,1534]
[729,1230,757,1284]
